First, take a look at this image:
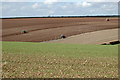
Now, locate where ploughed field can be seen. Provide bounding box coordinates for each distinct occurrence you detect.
[2,17,118,42]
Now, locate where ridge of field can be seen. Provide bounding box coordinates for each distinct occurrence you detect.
[2,17,118,42]
[2,41,118,78]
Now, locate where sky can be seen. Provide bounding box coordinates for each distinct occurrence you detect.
[0,0,119,18]
[1,0,119,2]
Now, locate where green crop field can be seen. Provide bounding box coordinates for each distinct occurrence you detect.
[2,41,118,78]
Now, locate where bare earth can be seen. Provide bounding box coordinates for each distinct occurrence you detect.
[2,17,118,43]
[47,28,118,44]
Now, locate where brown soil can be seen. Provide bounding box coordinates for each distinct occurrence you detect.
[2,17,118,42]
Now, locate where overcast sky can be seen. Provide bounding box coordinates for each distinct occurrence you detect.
[1,0,119,18]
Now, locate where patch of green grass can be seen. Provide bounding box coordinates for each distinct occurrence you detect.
[2,41,118,58]
[2,41,118,78]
